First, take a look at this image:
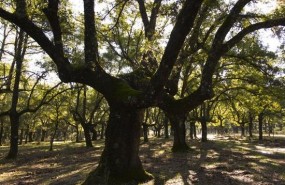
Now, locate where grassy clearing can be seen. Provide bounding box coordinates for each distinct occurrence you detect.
[0,136,284,185]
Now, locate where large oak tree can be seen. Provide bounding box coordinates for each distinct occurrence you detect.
[0,0,284,184]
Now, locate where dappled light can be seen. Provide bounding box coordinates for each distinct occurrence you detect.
[1,136,285,184]
[0,0,285,184]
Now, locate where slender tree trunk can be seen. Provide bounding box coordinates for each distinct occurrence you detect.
[142,123,148,142]
[75,126,80,142]
[219,119,223,135]
[168,114,189,152]
[163,116,169,139]
[6,30,25,159]
[157,128,161,137]
[193,123,197,139]
[83,107,152,184]
[240,122,245,137]
[258,113,263,141]
[49,121,59,151]
[201,119,207,142]
[6,114,20,159]
[190,121,196,140]
[248,114,253,138]
[24,128,28,144]
[0,120,4,146]
[19,129,24,145]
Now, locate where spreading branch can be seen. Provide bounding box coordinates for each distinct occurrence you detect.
[150,0,204,96]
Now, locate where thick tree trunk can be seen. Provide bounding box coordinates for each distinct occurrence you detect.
[82,124,93,147]
[28,131,33,142]
[41,129,46,142]
[201,119,207,142]
[168,114,189,152]
[91,128,97,141]
[258,113,263,141]
[6,114,20,159]
[83,107,152,184]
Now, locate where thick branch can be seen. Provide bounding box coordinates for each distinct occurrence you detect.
[148,0,162,40]
[42,0,64,57]
[15,0,27,17]
[0,8,117,96]
[137,0,150,37]
[137,0,162,40]
[212,0,252,46]
[224,18,285,52]
[0,8,70,73]
[83,0,99,66]
[150,0,204,95]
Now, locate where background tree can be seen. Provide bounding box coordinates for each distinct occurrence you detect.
[1,0,285,184]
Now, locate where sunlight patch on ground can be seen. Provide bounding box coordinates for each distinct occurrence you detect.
[255,145,285,154]
[224,170,254,183]
[165,173,183,185]
[0,171,26,182]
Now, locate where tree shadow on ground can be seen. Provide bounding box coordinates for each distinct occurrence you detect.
[0,137,284,185]
[140,137,285,185]
[0,141,104,185]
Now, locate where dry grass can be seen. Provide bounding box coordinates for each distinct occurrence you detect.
[0,136,285,185]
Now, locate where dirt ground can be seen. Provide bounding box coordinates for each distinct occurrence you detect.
[0,135,285,185]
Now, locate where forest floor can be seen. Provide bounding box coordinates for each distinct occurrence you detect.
[0,135,285,185]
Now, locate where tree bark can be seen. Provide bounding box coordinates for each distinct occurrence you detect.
[218,119,224,135]
[82,124,93,147]
[142,123,148,142]
[41,129,46,142]
[240,122,245,137]
[168,114,189,152]
[19,129,24,145]
[190,121,196,140]
[6,29,25,159]
[163,116,169,139]
[49,121,59,151]
[75,126,80,142]
[91,127,97,141]
[28,131,33,142]
[258,113,263,141]
[248,113,254,138]
[6,114,20,159]
[83,106,152,184]
[0,119,4,146]
[201,119,207,142]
